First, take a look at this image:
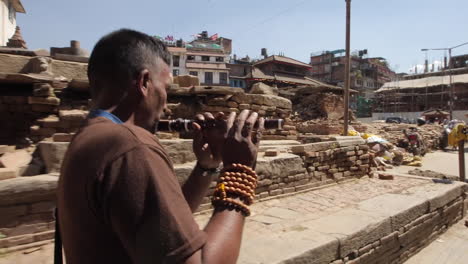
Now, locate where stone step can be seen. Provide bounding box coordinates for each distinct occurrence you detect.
[0,168,16,181]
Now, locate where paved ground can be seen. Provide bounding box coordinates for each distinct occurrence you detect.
[390,148,468,178]
[194,177,427,238]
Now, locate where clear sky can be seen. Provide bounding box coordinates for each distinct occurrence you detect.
[17,0,468,73]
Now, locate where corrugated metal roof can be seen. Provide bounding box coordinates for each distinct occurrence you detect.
[377,73,468,92]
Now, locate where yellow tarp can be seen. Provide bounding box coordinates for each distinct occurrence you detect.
[448,124,467,147]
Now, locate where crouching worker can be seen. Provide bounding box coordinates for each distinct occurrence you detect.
[57,29,264,264]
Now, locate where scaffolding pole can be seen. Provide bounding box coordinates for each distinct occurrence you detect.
[343,0,351,136]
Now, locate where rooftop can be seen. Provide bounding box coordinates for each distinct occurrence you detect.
[377,73,468,92]
[254,55,312,68]
[11,0,26,13]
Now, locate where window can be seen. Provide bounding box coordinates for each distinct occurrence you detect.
[205,72,213,84]
[8,2,15,23]
[216,57,224,62]
[189,71,198,76]
[220,72,228,84]
[202,56,210,62]
[233,80,238,87]
[173,55,180,67]
[187,55,195,61]
[173,69,179,76]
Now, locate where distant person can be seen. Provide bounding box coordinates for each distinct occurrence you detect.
[57,29,264,264]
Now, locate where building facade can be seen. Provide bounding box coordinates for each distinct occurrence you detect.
[0,0,25,46]
[165,31,231,86]
[167,46,187,77]
[227,58,251,89]
[310,50,396,99]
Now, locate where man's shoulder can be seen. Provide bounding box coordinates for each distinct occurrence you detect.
[85,118,160,144]
[73,118,165,158]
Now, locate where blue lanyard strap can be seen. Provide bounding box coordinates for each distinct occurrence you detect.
[88,109,123,124]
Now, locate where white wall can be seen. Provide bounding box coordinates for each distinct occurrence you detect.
[191,69,229,85]
[1,0,17,46]
[169,52,187,76]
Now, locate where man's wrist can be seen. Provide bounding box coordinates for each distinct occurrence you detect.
[195,162,221,176]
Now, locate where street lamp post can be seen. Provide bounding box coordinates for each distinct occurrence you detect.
[343,0,351,136]
[421,41,468,120]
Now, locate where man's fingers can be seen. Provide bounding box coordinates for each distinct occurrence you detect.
[236,109,250,135]
[195,114,205,122]
[215,112,225,120]
[242,112,258,137]
[203,112,215,120]
[226,112,237,131]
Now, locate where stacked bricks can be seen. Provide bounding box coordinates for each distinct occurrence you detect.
[166,86,297,140]
[0,82,87,144]
[201,92,292,118]
[262,118,298,140]
[292,140,373,182]
[0,82,61,144]
[32,110,87,143]
[194,153,310,211]
[0,95,34,144]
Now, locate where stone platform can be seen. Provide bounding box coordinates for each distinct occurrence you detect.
[194,175,467,264]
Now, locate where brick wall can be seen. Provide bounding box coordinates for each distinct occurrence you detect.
[329,196,465,264]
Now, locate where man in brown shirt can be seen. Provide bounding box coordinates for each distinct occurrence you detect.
[57,29,263,264]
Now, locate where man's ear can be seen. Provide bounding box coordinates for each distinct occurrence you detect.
[136,69,150,97]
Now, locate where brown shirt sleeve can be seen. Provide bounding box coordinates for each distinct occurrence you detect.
[96,144,206,264]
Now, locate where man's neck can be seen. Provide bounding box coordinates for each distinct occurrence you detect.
[100,105,136,126]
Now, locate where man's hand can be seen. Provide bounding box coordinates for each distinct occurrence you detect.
[222,110,265,168]
[192,112,227,169]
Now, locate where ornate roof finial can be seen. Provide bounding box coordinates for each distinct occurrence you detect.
[7,26,27,49]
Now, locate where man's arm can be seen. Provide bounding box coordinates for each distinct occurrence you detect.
[182,163,217,212]
[186,210,245,264]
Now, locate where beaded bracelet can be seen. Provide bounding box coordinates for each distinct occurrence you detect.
[212,197,251,216]
[211,164,258,217]
[221,163,257,179]
[221,180,254,193]
[223,186,254,205]
[219,176,256,190]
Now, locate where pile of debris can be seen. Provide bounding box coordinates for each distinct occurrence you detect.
[365,123,443,150]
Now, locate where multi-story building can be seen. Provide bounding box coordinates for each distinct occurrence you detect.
[1,0,25,46]
[310,50,396,99]
[167,46,187,77]
[227,56,251,89]
[165,31,231,86]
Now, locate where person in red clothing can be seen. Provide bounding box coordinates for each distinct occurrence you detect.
[57,28,263,264]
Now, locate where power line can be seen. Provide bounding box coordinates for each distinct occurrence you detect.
[241,0,310,35]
